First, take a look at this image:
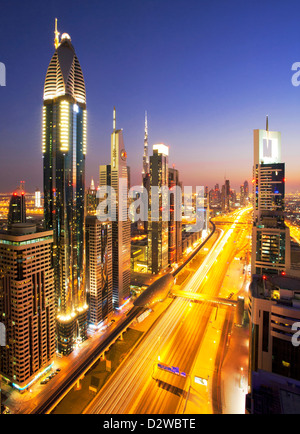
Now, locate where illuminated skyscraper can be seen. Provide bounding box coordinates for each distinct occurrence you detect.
[86,216,113,327]
[7,182,26,228]
[148,144,169,274]
[99,108,131,308]
[251,119,291,276]
[42,21,88,355]
[0,224,55,390]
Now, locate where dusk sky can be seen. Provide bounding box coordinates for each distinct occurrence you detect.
[1,0,300,193]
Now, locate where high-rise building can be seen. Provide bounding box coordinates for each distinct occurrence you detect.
[7,182,26,228]
[85,216,113,327]
[86,178,98,216]
[168,167,182,265]
[42,21,88,355]
[99,108,131,308]
[148,144,169,274]
[35,188,41,208]
[244,180,249,202]
[251,121,291,276]
[0,223,56,391]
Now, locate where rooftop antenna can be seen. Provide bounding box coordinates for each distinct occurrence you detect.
[54,18,60,49]
[266,115,269,131]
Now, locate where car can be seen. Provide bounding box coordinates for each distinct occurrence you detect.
[56,368,61,372]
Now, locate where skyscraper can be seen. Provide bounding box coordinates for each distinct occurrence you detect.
[99,108,131,308]
[148,144,169,274]
[42,21,88,355]
[251,120,291,276]
[7,182,26,228]
[0,223,55,391]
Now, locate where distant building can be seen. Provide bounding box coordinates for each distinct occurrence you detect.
[86,179,98,216]
[7,182,26,228]
[0,224,55,391]
[85,216,113,327]
[35,188,41,208]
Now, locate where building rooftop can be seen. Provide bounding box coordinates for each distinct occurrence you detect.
[251,274,300,307]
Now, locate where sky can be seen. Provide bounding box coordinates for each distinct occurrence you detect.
[0,0,300,194]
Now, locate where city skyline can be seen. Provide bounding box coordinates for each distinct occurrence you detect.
[2,0,300,417]
[1,0,300,193]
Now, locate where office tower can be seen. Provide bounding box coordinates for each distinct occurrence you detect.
[247,274,300,413]
[35,188,41,208]
[142,111,149,181]
[99,108,130,308]
[42,22,88,354]
[148,144,169,274]
[7,182,26,227]
[0,223,55,391]
[86,178,98,216]
[86,216,113,327]
[251,121,291,276]
[168,167,182,265]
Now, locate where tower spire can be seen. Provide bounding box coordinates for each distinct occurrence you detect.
[266,115,269,131]
[113,106,116,131]
[54,18,60,49]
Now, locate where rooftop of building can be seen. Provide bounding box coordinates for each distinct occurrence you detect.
[250,274,300,308]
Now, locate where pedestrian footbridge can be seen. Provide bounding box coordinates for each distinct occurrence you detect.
[171,290,238,307]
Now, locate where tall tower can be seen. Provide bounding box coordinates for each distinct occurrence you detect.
[42,20,88,355]
[99,108,131,308]
[251,119,290,276]
[142,111,149,180]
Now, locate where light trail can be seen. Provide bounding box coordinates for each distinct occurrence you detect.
[84,207,252,414]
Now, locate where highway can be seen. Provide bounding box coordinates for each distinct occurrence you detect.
[84,207,252,414]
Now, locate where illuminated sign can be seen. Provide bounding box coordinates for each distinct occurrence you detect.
[255,129,281,165]
[157,363,186,378]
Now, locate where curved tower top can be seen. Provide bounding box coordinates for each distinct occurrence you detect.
[43,21,86,106]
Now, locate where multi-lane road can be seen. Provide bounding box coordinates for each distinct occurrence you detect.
[84,207,252,414]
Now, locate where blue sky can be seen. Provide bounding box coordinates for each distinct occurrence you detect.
[1,0,300,193]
